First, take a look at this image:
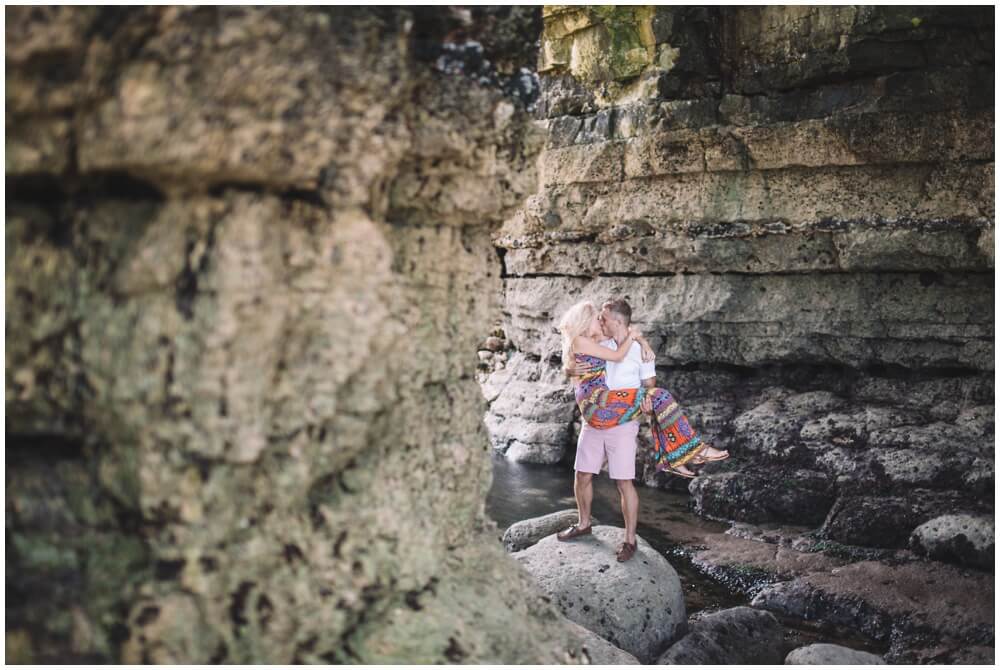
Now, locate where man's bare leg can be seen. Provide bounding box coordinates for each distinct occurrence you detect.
[616,478,638,545]
[574,471,594,529]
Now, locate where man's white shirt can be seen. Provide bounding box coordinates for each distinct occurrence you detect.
[601,339,656,390]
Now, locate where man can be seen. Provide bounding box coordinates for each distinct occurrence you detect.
[556,298,655,563]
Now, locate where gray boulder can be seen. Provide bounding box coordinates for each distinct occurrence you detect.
[656,606,784,665]
[785,643,885,664]
[503,438,568,465]
[513,525,686,663]
[909,513,995,571]
[565,620,640,665]
[502,510,600,552]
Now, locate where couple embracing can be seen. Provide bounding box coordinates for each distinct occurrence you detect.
[555,298,729,562]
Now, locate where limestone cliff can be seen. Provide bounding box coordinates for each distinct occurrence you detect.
[6,6,585,663]
[486,6,994,546]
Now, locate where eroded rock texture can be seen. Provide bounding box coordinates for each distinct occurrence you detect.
[6,6,586,664]
[484,5,994,550]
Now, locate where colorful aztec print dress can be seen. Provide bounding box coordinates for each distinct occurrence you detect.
[573,352,705,471]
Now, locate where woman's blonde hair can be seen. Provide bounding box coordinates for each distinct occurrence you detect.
[557,300,597,366]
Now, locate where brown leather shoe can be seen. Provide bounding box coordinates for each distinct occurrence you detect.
[616,541,637,562]
[556,524,592,541]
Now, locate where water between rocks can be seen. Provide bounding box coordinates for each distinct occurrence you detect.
[485,453,888,658]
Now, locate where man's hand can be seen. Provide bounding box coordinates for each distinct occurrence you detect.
[634,333,655,362]
[640,394,653,414]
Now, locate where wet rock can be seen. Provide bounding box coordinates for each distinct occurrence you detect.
[656,606,784,664]
[751,559,994,661]
[819,491,980,549]
[689,529,848,598]
[513,525,686,663]
[909,513,994,571]
[565,620,640,665]
[690,468,837,526]
[502,510,601,553]
[785,642,885,664]
[890,643,995,665]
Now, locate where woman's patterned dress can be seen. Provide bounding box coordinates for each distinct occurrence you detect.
[573,352,705,471]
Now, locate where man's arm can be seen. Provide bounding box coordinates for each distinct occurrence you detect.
[640,376,655,413]
[639,341,656,412]
[564,339,610,377]
[635,334,655,362]
[574,334,635,363]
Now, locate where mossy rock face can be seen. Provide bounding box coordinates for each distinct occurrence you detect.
[540,5,658,84]
[585,6,655,81]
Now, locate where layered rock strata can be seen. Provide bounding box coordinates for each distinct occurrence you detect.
[6,6,586,664]
[484,5,994,553]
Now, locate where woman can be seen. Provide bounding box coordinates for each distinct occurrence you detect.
[558,300,728,478]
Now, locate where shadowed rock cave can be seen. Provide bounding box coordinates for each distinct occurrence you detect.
[6,5,995,665]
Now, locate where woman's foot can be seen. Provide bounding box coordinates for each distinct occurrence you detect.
[692,445,729,464]
[668,464,698,478]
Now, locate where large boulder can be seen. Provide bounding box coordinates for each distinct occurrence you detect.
[513,525,687,663]
[785,643,885,665]
[909,513,995,571]
[656,606,785,665]
[565,620,640,665]
[502,510,600,552]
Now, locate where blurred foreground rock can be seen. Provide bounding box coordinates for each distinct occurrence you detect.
[6,6,587,664]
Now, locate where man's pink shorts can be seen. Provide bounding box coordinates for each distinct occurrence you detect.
[574,421,639,480]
